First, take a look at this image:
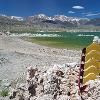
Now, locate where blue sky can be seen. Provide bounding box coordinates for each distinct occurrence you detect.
[0,0,100,18]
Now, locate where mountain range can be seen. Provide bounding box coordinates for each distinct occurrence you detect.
[0,14,100,32]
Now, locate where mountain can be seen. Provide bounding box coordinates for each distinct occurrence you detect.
[85,18,100,26]
[10,16,24,21]
[0,16,24,26]
[0,14,100,32]
[25,14,89,28]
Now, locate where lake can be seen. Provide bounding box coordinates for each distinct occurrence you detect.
[27,32,100,49]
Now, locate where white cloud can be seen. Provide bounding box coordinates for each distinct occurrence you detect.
[68,11,75,14]
[86,13,100,16]
[72,6,84,9]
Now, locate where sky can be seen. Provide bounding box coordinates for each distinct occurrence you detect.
[0,0,100,18]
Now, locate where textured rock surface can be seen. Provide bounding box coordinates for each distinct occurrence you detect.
[9,64,80,100]
[1,64,100,100]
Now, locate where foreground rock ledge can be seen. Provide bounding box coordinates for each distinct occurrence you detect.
[9,64,100,100]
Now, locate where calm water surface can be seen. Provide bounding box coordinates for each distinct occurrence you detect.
[28,32,100,49]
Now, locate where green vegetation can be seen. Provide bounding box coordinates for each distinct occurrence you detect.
[0,89,9,97]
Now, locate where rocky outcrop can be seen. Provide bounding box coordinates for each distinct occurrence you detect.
[9,64,80,100]
[8,64,100,100]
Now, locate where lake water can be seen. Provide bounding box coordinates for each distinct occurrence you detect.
[28,32,100,49]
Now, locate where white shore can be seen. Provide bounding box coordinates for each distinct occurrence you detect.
[0,35,81,82]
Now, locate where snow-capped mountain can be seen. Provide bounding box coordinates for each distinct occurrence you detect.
[0,14,7,17]
[1,13,100,30]
[0,13,89,23]
[36,14,48,19]
[10,16,24,21]
[27,14,89,23]
[28,14,54,21]
[25,14,90,28]
[54,15,81,22]
[0,14,24,21]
